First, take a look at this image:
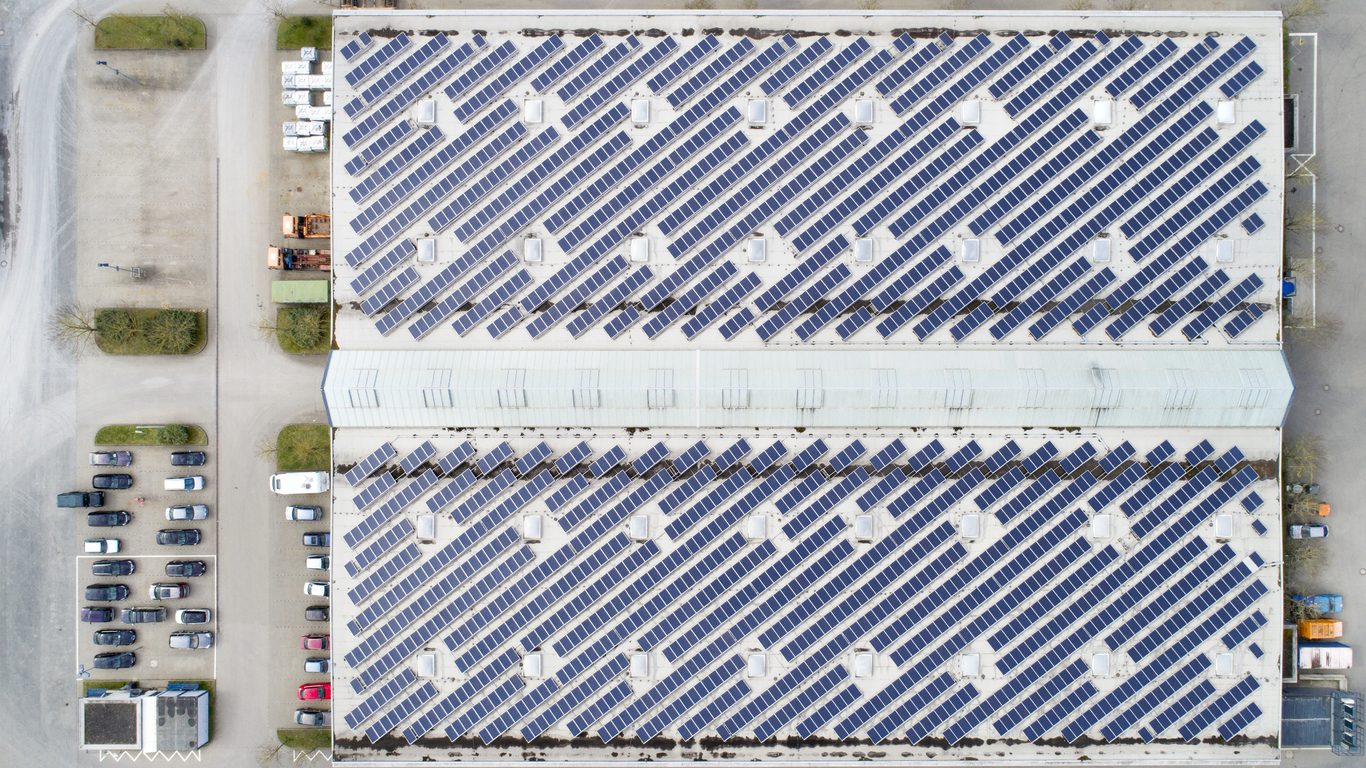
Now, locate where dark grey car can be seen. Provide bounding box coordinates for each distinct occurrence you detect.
[92,474,133,490]
[87,511,131,527]
[93,651,136,669]
[94,629,136,646]
[91,560,135,576]
[85,584,130,601]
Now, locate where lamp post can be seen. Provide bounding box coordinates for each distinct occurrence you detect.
[97,262,146,279]
[94,61,145,87]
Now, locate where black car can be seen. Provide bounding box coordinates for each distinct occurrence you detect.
[165,560,206,577]
[156,529,202,546]
[93,629,136,646]
[91,560,136,577]
[81,607,114,623]
[302,532,330,547]
[305,606,328,621]
[93,651,136,669]
[85,584,130,601]
[170,451,207,466]
[121,607,166,623]
[87,511,131,527]
[92,474,133,490]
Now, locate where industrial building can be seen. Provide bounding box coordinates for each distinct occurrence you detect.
[322,9,1289,762]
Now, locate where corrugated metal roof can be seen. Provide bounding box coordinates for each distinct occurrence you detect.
[321,348,1292,429]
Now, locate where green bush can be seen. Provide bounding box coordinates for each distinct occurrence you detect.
[144,309,198,353]
[157,424,191,445]
[287,308,322,349]
[94,309,137,345]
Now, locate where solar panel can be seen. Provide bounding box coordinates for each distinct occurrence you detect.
[638,655,747,742]
[650,35,720,94]
[346,34,453,118]
[453,270,532,336]
[403,648,519,742]
[892,33,998,115]
[525,255,630,339]
[521,655,629,740]
[340,32,374,62]
[533,34,604,93]
[1003,35,1103,117]
[446,676,525,738]
[682,273,762,339]
[878,33,949,95]
[425,127,564,234]
[344,668,417,729]
[455,36,563,123]
[642,262,737,339]
[341,37,489,148]
[756,265,852,341]
[1242,212,1266,234]
[1131,35,1218,108]
[680,681,752,740]
[559,36,642,102]
[365,681,437,743]
[762,36,832,95]
[563,268,653,338]
[345,120,414,176]
[346,443,397,485]
[346,33,412,88]
[1182,274,1265,340]
[345,518,417,577]
[990,32,1070,98]
[785,37,870,108]
[1128,157,1263,261]
[563,37,676,128]
[1029,268,1116,340]
[589,446,628,478]
[753,664,852,741]
[479,678,560,743]
[1107,37,1176,97]
[1223,304,1265,338]
[443,40,518,101]
[403,251,519,339]
[669,37,754,108]
[352,473,396,511]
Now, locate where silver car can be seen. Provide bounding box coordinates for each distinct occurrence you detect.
[90,451,132,466]
[166,504,209,521]
[169,631,213,649]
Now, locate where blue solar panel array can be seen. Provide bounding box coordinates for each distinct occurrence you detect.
[345,34,452,118]
[455,36,563,123]
[342,38,487,148]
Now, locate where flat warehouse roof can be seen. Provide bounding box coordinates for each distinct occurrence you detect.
[329,428,1281,760]
[330,10,1282,352]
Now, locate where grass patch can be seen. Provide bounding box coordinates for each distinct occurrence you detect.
[95,424,209,445]
[278,425,330,472]
[94,309,207,355]
[276,305,331,355]
[278,728,332,749]
[95,15,206,50]
[277,16,332,50]
[83,680,134,692]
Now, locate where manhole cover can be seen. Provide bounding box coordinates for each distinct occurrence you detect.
[149,660,159,668]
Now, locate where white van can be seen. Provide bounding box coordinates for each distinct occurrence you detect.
[270,471,330,495]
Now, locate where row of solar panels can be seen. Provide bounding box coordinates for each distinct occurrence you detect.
[341,437,1267,743]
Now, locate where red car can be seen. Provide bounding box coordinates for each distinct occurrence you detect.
[298,683,331,701]
[300,634,330,651]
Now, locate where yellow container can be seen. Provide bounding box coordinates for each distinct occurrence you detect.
[1299,619,1344,639]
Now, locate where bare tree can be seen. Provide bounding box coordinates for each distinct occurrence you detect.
[255,315,282,342]
[1283,433,1323,485]
[48,302,99,359]
[859,0,882,10]
[1064,0,1094,10]
[255,439,280,462]
[1284,314,1342,350]
[1108,0,1144,11]
[70,3,101,28]
[1278,0,1329,28]
[260,0,297,27]
[253,740,286,767]
[682,0,716,8]
[740,0,758,9]
[1284,204,1326,234]
[161,4,199,35]
[942,0,974,9]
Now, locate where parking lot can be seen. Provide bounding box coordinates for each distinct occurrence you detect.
[73,443,218,682]
[270,490,334,727]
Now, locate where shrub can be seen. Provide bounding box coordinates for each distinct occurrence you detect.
[95,309,137,345]
[144,309,198,353]
[157,424,191,445]
[287,308,322,348]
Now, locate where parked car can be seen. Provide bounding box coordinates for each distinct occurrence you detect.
[91,560,135,577]
[286,505,323,521]
[175,609,211,625]
[165,560,206,577]
[1290,524,1329,539]
[59,491,104,508]
[90,451,132,466]
[93,474,133,490]
[295,709,331,726]
[121,607,167,624]
[164,476,205,491]
[302,532,330,547]
[84,539,120,554]
[166,504,209,521]
[169,631,213,649]
[93,629,136,646]
[81,607,114,623]
[156,529,202,546]
[305,605,328,621]
[304,658,330,674]
[150,583,189,600]
[1294,594,1345,613]
[93,652,136,670]
[305,582,330,598]
[170,451,207,466]
[85,584,130,602]
[87,511,131,527]
[300,634,329,650]
[306,555,330,571]
[298,683,331,701]
[271,472,329,495]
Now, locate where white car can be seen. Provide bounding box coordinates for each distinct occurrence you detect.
[166,504,209,521]
[1290,524,1329,539]
[271,472,329,495]
[306,555,330,571]
[175,609,211,625]
[84,539,120,554]
[169,631,213,649]
[164,476,205,491]
[286,505,323,521]
[304,581,330,598]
